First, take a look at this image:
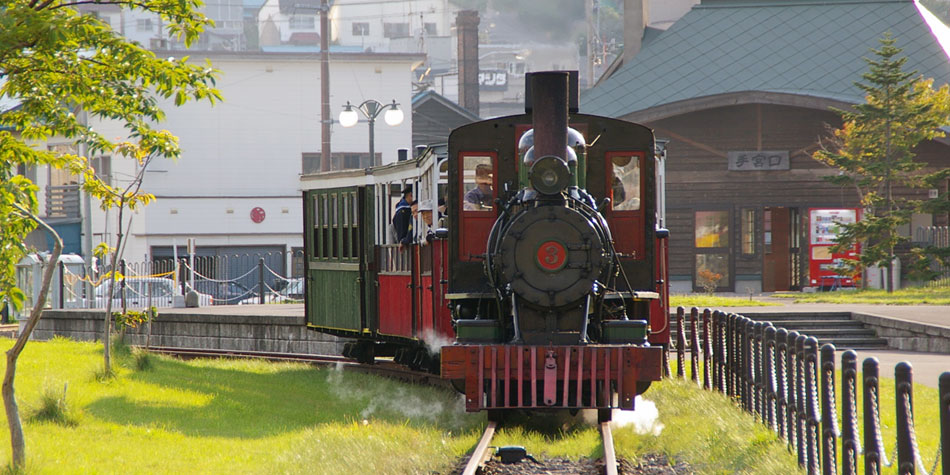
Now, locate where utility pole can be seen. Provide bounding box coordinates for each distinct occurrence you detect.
[586,0,595,87]
[320,0,331,172]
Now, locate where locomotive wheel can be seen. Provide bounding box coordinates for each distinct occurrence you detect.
[355,341,375,364]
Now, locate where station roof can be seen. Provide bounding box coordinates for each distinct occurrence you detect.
[581,0,950,119]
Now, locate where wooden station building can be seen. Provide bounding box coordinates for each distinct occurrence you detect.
[583,0,950,293]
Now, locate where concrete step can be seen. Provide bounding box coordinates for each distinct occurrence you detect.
[668,310,891,351]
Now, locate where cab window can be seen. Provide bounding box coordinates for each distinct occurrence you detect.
[611,155,640,211]
[462,155,494,211]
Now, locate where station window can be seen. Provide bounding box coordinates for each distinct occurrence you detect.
[462,156,494,212]
[741,208,756,256]
[610,155,640,211]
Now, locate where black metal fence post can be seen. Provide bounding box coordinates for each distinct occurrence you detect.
[258,257,265,304]
[703,308,712,390]
[752,322,765,424]
[787,330,800,450]
[690,307,700,384]
[726,313,736,397]
[895,362,918,475]
[820,344,838,475]
[796,333,807,467]
[714,310,724,392]
[742,317,753,410]
[676,306,685,378]
[776,327,789,440]
[840,351,859,475]
[940,372,949,475]
[864,357,884,475]
[764,325,776,430]
[804,337,820,474]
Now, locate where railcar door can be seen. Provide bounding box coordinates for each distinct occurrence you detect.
[304,186,368,335]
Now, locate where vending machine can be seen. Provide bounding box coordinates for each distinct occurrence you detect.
[808,208,861,290]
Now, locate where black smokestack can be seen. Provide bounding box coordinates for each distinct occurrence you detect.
[529,72,569,160]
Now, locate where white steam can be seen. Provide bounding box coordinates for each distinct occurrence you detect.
[420,329,454,356]
[611,396,664,436]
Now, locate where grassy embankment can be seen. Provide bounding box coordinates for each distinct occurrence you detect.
[774,285,950,304]
[3,338,940,474]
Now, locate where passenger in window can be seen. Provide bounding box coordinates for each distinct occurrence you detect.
[437,197,447,227]
[464,164,493,210]
[418,200,435,244]
[399,200,419,247]
[392,186,413,244]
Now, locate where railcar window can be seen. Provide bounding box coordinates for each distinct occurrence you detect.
[462,156,494,211]
[341,193,352,259]
[351,191,360,259]
[611,155,641,211]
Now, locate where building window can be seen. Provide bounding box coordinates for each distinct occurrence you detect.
[289,15,315,30]
[423,22,437,35]
[383,22,409,38]
[694,210,731,291]
[90,156,111,186]
[741,208,756,256]
[764,209,773,254]
[695,211,729,248]
[352,22,369,36]
[136,18,153,31]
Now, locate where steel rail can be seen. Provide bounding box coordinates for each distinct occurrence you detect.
[463,421,497,475]
[601,421,618,475]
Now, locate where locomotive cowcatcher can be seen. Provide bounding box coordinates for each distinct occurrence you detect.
[300,71,670,419]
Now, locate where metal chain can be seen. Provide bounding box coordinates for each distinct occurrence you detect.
[846,377,862,455]
[824,365,840,437]
[868,385,893,467]
[901,391,930,475]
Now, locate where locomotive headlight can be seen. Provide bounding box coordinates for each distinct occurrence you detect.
[529,155,570,195]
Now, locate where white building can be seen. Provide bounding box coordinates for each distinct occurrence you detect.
[26,51,422,276]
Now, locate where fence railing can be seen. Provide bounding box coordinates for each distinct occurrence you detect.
[671,306,949,475]
[34,251,305,312]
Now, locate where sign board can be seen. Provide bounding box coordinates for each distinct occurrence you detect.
[810,208,857,245]
[727,151,789,171]
[478,70,508,91]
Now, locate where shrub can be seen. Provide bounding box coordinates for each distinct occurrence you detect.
[29,383,78,427]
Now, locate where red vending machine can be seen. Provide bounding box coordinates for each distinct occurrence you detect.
[808,208,861,290]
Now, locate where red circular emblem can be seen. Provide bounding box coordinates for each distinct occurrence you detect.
[250,207,266,223]
[536,241,567,271]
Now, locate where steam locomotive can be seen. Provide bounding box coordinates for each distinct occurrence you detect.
[301,71,669,419]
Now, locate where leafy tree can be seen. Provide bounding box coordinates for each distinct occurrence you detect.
[814,33,950,291]
[0,0,220,467]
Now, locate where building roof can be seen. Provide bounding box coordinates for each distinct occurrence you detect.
[582,0,950,119]
[411,89,480,148]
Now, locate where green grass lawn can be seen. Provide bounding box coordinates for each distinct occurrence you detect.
[772,285,950,304]
[670,294,781,308]
[0,338,830,474]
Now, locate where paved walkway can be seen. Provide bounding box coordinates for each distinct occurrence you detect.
[717,300,950,388]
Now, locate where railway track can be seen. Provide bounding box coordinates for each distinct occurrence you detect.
[461,419,619,475]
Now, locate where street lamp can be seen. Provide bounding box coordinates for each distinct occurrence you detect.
[339,99,404,166]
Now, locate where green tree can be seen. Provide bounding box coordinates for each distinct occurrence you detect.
[0,0,220,467]
[814,33,950,291]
